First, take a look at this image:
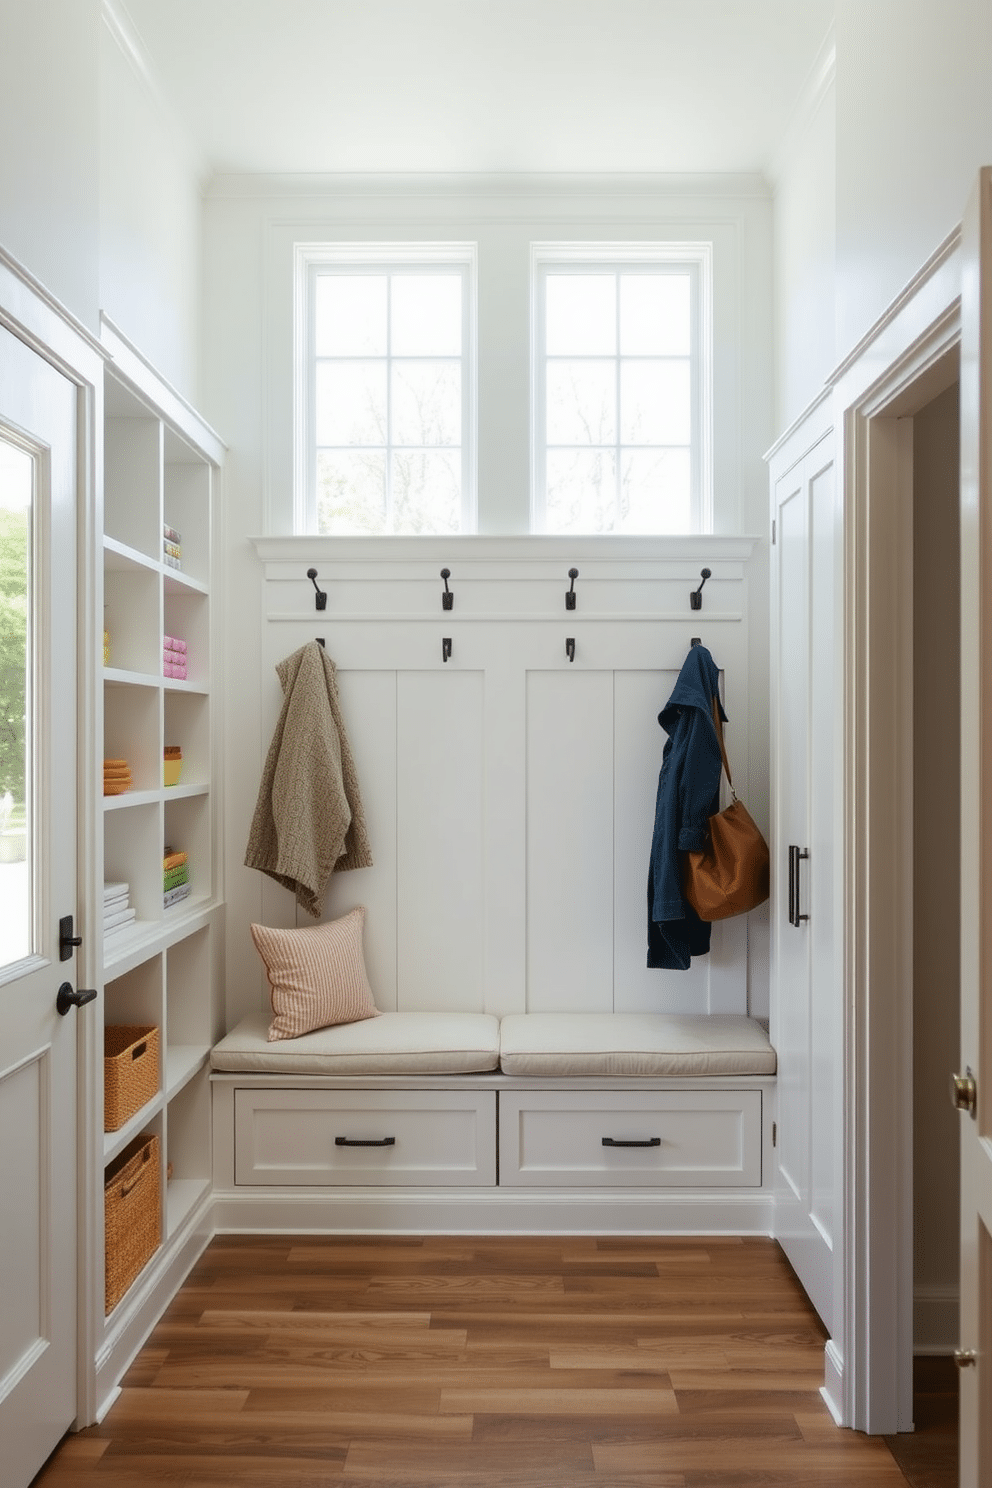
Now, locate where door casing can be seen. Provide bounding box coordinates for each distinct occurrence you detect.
[0,246,104,1434]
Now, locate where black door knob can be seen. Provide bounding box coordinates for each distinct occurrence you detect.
[56,982,97,1016]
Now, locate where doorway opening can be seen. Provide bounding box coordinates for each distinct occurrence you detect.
[891,376,961,1485]
[853,345,962,1478]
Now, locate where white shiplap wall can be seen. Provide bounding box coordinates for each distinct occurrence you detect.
[233,536,761,1027]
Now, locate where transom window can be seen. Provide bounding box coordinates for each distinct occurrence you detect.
[532,245,711,534]
[296,245,476,535]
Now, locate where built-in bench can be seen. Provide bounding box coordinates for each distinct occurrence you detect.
[209,1010,777,1236]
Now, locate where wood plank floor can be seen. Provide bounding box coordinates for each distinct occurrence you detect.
[883,1356,959,1488]
[36,1234,930,1487]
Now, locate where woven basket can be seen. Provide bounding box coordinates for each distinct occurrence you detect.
[104,1131,161,1313]
[104,1025,159,1131]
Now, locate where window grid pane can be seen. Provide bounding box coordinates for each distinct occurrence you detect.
[540,263,697,535]
[0,438,32,968]
[313,267,465,535]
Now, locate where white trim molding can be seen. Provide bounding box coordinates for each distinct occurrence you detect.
[834,235,962,1435]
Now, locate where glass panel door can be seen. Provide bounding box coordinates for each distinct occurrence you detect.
[0,437,32,970]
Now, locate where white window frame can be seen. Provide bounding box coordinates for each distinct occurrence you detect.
[294,241,478,535]
[530,242,713,534]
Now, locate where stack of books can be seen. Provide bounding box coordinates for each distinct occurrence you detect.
[103,758,132,796]
[163,523,182,570]
[163,848,190,909]
[163,635,187,680]
[103,881,136,941]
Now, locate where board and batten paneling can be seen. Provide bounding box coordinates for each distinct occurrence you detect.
[247,538,760,1023]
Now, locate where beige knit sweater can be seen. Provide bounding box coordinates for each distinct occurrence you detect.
[244,641,373,916]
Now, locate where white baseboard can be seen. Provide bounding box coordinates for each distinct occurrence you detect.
[914,1284,960,1354]
[210,1186,775,1236]
[821,1338,845,1424]
[93,1192,213,1422]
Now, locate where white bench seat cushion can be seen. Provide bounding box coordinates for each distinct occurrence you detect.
[211,1010,501,1075]
[498,1012,776,1077]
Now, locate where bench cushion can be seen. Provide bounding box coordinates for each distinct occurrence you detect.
[497,1012,776,1077]
[210,1010,501,1076]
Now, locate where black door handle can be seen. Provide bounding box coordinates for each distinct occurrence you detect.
[788,845,809,926]
[56,982,97,1016]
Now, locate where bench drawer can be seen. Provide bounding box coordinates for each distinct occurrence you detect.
[234,1088,497,1186]
[498,1089,762,1187]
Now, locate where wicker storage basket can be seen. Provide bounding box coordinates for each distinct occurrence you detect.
[104,1025,159,1131]
[104,1132,161,1312]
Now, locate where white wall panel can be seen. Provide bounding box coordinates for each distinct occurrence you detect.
[614,668,682,1012]
[249,541,758,1025]
[396,670,484,1011]
[326,670,397,1011]
[526,670,615,1012]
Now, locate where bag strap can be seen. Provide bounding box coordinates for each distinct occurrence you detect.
[710,695,738,802]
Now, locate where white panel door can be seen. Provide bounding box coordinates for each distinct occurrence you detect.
[957,165,992,1488]
[0,325,80,1486]
[771,435,837,1334]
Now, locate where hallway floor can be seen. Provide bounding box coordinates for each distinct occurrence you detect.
[36,1234,938,1486]
[884,1355,959,1488]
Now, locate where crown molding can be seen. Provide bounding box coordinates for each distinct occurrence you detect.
[204,170,772,203]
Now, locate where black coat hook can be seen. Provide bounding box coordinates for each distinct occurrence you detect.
[441,568,453,610]
[689,568,711,611]
[442,637,452,663]
[307,568,327,611]
[565,568,579,610]
[565,637,575,663]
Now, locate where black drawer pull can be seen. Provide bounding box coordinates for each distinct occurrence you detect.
[602,1136,662,1148]
[334,1136,396,1147]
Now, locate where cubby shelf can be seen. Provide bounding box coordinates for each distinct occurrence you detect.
[95,322,223,1393]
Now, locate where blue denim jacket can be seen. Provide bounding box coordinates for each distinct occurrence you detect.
[647,644,726,970]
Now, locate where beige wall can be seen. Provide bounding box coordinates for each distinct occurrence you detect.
[913,380,961,1351]
[0,0,101,329]
[772,70,836,434]
[0,2,203,405]
[835,0,992,359]
[99,15,204,402]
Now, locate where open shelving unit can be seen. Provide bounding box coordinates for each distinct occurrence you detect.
[94,321,224,1410]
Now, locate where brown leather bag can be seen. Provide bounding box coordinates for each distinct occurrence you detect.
[682,698,770,922]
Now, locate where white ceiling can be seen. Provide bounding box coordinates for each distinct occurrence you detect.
[119,0,834,179]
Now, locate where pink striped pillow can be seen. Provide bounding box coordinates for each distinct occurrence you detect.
[251,907,380,1041]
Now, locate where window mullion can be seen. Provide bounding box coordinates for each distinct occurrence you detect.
[385,274,393,530]
[614,269,622,533]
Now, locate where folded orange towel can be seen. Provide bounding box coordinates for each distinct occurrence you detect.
[163,850,188,871]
